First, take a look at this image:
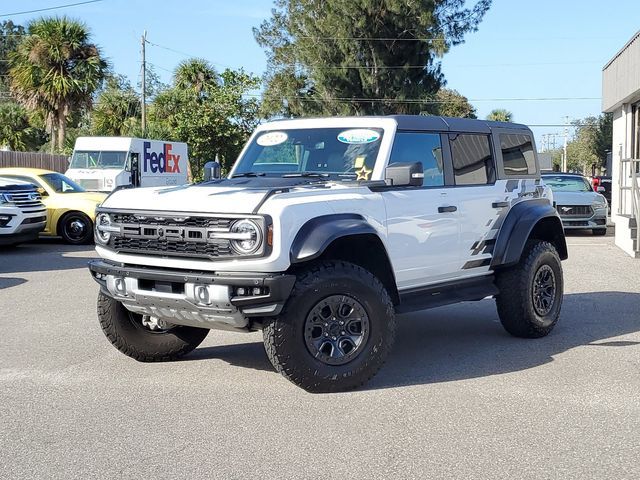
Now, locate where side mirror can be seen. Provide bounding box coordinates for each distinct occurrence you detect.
[385,162,424,187]
[596,186,605,193]
[203,161,221,181]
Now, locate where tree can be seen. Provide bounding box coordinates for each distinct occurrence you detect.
[565,114,612,173]
[8,16,107,151]
[148,60,261,176]
[0,21,25,93]
[486,108,513,122]
[0,102,45,150]
[255,0,492,117]
[433,88,476,118]
[91,75,140,136]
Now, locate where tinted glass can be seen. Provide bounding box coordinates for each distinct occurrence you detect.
[40,173,85,193]
[450,134,495,185]
[389,132,444,186]
[501,133,536,175]
[236,128,384,180]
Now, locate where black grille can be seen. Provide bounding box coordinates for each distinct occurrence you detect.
[557,205,593,217]
[111,213,232,229]
[113,237,233,258]
[22,216,46,225]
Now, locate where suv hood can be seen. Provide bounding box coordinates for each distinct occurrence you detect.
[101,178,349,214]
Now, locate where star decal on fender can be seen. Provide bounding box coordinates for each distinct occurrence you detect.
[355,165,372,181]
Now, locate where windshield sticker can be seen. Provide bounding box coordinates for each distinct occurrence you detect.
[356,165,372,181]
[354,156,365,168]
[337,129,381,145]
[257,131,288,147]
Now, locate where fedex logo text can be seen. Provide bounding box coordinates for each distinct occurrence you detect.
[143,142,181,174]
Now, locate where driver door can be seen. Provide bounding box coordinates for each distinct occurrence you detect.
[381,132,461,290]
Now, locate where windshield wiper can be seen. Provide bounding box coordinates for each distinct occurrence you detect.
[282,172,330,178]
[231,172,266,178]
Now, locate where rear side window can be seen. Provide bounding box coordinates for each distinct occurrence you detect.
[500,133,536,175]
[389,132,444,186]
[449,134,495,185]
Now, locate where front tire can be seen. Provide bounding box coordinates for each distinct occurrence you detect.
[495,240,564,338]
[263,261,396,393]
[97,292,209,362]
[59,211,93,244]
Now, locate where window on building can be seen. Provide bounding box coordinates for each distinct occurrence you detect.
[449,134,495,185]
[388,132,444,186]
[500,133,537,175]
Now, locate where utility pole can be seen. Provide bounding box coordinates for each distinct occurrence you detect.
[562,116,569,172]
[141,30,147,137]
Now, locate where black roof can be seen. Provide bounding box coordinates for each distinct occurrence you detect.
[387,115,530,133]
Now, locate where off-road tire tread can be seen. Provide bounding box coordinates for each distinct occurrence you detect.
[495,240,562,338]
[263,261,396,393]
[97,292,208,362]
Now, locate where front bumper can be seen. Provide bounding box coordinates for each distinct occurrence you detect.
[88,260,295,331]
[558,208,607,230]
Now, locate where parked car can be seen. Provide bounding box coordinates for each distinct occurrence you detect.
[88,116,568,393]
[0,168,107,244]
[590,175,612,205]
[0,177,47,246]
[542,172,608,235]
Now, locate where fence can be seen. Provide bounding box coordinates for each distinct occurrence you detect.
[0,151,69,173]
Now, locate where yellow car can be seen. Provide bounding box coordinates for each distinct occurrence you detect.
[0,168,107,244]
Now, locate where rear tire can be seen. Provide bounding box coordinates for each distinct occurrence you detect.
[495,240,563,338]
[263,261,396,393]
[97,292,209,362]
[592,228,607,236]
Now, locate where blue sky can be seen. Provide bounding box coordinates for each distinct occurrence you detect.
[4,0,640,146]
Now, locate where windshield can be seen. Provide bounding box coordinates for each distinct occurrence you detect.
[543,175,592,192]
[233,128,384,180]
[40,173,85,193]
[70,150,127,170]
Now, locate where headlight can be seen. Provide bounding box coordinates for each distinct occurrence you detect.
[229,219,262,255]
[0,193,14,205]
[592,199,607,210]
[95,213,119,244]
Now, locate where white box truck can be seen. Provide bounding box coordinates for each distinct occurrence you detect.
[66,137,189,192]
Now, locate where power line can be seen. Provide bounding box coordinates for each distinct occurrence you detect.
[243,94,601,103]
[0,0,104,18]
[145,40,231,69]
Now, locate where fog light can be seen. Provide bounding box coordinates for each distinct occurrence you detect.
[252,287,262,296]
[195,285,210,305]
[237,287,246,296]
[114,277,127,295]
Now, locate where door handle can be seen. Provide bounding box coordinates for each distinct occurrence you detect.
[438,205,457,213]
[492,201,509,208]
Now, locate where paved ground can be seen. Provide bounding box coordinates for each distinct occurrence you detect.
[1,231,639,480]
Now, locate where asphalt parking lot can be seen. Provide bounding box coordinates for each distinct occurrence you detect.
[1,231,639,480]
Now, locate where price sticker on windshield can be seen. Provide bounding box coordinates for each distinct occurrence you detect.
[257,131,288,147]
[337,129,381,145]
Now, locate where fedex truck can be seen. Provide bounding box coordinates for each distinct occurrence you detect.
[66,137,189,192]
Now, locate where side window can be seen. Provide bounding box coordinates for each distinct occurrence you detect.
[500,133,536,175]
[449,134,495,185]
[388,132,444,186]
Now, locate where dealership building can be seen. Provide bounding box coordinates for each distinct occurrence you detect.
[602,30,640,258]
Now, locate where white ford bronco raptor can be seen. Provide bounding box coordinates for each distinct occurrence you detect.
[89,116,567,392]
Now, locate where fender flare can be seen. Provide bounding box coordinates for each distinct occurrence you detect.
[290,214,379,264]
[491,198,568,269]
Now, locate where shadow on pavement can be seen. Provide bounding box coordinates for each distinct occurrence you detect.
[185,291,640,390]
[184,340,273,372]
[0,277,27,290]
[0,239,95,275]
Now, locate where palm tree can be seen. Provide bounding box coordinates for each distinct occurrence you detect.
[8,16,107,150]
[91,76,140,136]
[486,109,513,122]
[174,58,218,98]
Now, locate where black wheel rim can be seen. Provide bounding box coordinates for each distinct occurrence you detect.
[532,264,556,316]
[64,216,88,241]
[304,295,370,366]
